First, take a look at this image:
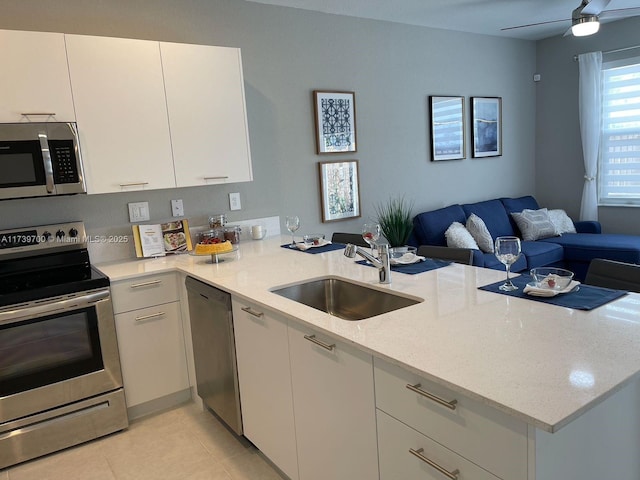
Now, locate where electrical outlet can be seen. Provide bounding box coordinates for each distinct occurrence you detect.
[171,199,184,217]
[229,192,241,211]
[128,202,150,222]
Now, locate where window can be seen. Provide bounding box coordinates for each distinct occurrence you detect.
[599,57,640,206]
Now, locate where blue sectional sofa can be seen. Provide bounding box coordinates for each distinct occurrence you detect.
[411,196,640,281]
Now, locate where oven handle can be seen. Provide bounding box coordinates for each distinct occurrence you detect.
[38,131,55,194]
[0,289,110,326]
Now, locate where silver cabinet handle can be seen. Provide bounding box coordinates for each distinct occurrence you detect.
[241,306,264,318]
[409,448,460,480]
[406,383,458,410]
[204,176,229,180]
[134,311,165,322]
[303,334,335,351]
[119,182,149,188]
[21,112,56,116]
[130,280,162,289]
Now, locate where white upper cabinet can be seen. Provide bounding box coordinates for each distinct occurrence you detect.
[65,34,176,193]
[160,42,253,186]
[0,30,75,123]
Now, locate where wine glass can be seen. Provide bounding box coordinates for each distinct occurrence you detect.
[285,216,300,247]
[494,236,522,291]
[362,223,381,256]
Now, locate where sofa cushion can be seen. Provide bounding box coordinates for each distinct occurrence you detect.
[462,199,515,239]
[500,196,540,236]
[466,214,494,253]
[511,208,558,241]
[548,209,576,234]
[413,204,467,246]
[540,233,640,264]
[445,222,479,249]
[520,241,564,269]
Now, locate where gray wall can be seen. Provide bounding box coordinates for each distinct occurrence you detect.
[0,0,536,247]
[536,16,640,235]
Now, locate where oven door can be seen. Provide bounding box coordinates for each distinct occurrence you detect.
[0,139,52,200]
[0,288,123,423]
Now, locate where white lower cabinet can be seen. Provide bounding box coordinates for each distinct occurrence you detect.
[377,409,501,480]
[288,322,379,480]
[232,299,299,480]
[112,274,189,412]
[374,357,527,480]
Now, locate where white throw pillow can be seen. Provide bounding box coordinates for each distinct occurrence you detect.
[466,214,494,253]
[445,222,479,249]
[548,209,576,234]
[511,208,558,241]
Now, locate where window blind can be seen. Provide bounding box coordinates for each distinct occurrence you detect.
[599,57,640,205]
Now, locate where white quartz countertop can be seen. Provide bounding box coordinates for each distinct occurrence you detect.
[96,236,640,433]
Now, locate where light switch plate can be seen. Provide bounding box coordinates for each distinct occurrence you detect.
[229,192,241,211]
[171,199,184,217]
[128,202,150,222]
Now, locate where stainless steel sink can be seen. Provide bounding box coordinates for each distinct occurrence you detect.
[271,276,422,320]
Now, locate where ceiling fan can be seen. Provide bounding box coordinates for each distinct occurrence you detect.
[502,0,640,37]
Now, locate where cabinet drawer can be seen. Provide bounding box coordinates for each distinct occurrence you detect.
[374,358,527,480]
[378,409,501,480]
[111,273,178,313]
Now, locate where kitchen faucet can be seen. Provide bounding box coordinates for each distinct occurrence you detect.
[344,243,391,284]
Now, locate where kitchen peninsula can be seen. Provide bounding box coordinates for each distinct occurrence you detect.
[97,236,640,480]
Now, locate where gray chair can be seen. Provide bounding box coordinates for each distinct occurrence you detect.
[584,258,640,293]
[331,232,369,247]
[417,245,474,265]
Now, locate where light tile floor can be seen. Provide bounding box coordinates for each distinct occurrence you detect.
[2,402,286,480]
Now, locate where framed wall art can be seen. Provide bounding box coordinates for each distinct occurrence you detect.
[429,95,465,161]
[318,160,361,222]
[313,90,357,154]
[471,96,502,158]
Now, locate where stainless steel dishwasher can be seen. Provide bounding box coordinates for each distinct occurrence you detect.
[185,276,243,435]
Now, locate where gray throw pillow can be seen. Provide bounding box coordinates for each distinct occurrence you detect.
[445,222,479,249]
[511,208,558,241]
[466,214,494,253]
[548,209,576,234]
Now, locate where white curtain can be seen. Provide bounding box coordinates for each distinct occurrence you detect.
[578,51,602,221]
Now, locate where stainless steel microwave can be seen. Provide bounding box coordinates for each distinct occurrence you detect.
[0,122,86,201]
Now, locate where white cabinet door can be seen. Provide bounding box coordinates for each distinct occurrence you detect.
[232,299,299,480]
[114,300,189,407]
[288,322,379,480]
[0,30,75,122]
[160,42,252,186]
[65,34,175,193]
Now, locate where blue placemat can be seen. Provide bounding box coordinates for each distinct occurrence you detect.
[478,275,627,310]
[281,243,345,254]
[356,258,451,275]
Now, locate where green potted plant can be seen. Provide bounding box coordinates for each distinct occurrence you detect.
[374,196,414,247]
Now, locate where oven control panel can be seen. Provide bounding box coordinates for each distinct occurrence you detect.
[0,222,86,255]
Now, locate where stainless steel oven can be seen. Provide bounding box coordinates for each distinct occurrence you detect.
[0,222,128,469]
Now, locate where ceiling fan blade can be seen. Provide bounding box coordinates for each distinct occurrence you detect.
[580,0,612,15]
[501,18,570,31]
[600,7,640,19]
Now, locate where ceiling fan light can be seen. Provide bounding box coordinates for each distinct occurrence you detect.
[572,16,600,36]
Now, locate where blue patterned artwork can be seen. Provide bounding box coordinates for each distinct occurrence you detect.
[472,97,502,158]
[313,91,357,154]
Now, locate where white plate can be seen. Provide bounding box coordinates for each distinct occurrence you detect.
[390,253,424,265]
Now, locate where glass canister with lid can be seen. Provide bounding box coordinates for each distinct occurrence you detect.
[224,226,241,244]
[208,214,227,229]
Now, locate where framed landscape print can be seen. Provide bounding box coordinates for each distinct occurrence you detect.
[318,160,361,222]
[429,96,465,161]
[471,96,502,157]
[313,90,357,154]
